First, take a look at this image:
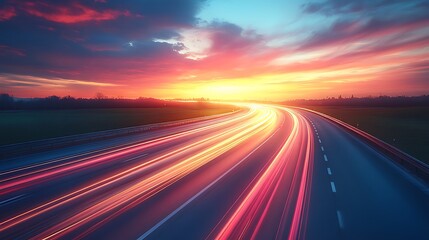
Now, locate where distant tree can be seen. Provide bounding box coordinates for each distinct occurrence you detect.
[0,93,14,109]
[46,95,60,101]
[0,93,13,102]
[62,95,75,100]
[95,92,107,99]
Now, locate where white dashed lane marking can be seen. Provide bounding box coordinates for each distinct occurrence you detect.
[337,210,344,229]
[311,119,345,230]
[330,181,337,193]
[323,154,328,162]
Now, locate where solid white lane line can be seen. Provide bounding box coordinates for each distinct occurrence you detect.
[330,182,337,192]
[321,146,324,151]
[323,154,328,162]
[0,194,25,206]
[137,128,280,240]
[337,210,344,229]
[327,168,332,175]
[318,139,321,143]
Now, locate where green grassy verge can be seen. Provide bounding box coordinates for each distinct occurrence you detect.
[304,106,429,164]
[0,107,235,145]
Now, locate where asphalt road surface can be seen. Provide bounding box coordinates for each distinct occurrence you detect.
[1,104,428,240]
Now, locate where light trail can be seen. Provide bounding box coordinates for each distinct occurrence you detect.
[210,107,314,240]
[33,106,276,239]
[0,104,316,239]
[0,106,255,194]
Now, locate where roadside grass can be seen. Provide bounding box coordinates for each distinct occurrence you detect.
[0,107,235,146]
[303,106,429,164]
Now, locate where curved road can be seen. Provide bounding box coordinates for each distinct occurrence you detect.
[0,104,428,239]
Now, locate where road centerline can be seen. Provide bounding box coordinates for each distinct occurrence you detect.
[336,210,344,229]
[330,182,337,193]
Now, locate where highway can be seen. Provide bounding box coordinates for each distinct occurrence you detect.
[0,104,428,240]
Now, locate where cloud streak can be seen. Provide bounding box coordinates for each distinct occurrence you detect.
[18,1,129,24]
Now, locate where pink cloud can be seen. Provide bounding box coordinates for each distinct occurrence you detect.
[21,1,128,24]
[0,6,16,21]
[0,45,25,56]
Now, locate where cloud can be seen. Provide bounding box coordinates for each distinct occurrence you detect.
[0,0,207,82]
[0,0,428,99]
[300,0,429,50]
[0,74,120,87]
[18,1,128,24]
[97,0,206,25]
[0,45,25,56]
[0,6,16,21]
[302,0,416,15]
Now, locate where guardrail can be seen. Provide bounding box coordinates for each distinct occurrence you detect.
[0,110,241,160]
[298,107,429,183]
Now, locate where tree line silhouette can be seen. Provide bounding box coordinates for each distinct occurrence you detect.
[283,95,429,107]
[0,93,216,110]
[1,93,428,110]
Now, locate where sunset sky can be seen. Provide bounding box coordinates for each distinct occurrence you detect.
[1,0,428,100]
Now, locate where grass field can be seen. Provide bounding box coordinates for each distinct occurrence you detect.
[304,106,429,164]
[0,107,234,146]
